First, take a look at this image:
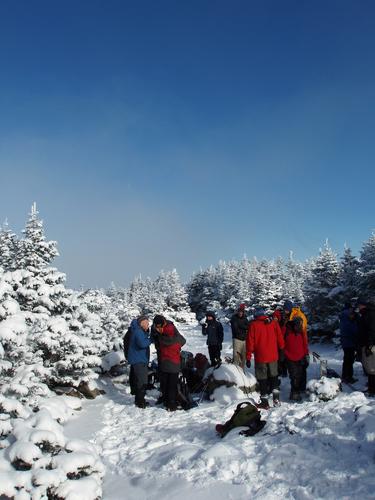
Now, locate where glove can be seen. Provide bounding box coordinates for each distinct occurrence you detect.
[365,346,373,357]
[246,360,251,368]
[301,355,309,367]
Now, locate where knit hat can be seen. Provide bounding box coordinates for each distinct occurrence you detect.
[238,303,246,311]
[153,314,166,327]
[137,315,149,325]
[254,308,266,317]
[206,311,216,319]
[283,300,294,312]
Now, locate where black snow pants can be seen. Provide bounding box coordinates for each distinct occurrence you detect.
[208,345,222,366]
[160,371,179,408]
[287,359,307,394]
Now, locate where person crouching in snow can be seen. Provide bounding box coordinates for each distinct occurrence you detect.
[246,308,285,407]
[127,315,152,409]
[202,311,224,367]
[284,317,309,401]
[153,315,186,411]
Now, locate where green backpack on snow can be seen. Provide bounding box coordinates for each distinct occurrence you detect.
[216,402,266,438]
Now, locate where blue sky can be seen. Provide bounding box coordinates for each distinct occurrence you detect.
[1,0,375,288]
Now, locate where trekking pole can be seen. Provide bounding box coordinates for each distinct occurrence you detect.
[197,379,210,406]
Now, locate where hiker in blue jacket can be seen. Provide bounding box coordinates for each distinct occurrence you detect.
[127,315,152,408]
[339,303,359,384]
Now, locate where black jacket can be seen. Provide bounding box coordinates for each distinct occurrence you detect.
[230,313,249,341]
[202,319,224,347]
[358,305,375,347]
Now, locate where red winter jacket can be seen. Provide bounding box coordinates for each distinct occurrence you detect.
[246,316,285,364]
[284,324,309,361]
[158,322,186,373]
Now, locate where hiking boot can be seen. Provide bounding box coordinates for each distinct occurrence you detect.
[289,391,302,402]
[272,389,281,407]
[135,401,150,409]
[156,395,164,405]
[166,403,178,412]
[343,377,358,384]
[257,397,270,410]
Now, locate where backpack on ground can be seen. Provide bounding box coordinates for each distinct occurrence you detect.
[215,402,266,438]
[123,327,132,361]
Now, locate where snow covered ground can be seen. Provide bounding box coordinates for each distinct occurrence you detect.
[64,322,375,500]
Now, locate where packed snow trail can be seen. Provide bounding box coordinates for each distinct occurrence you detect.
[67,324,375,499]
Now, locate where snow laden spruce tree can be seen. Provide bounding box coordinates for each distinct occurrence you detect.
[357,232,375,301]
[0,219,18,271]
[339,246,360,304]
[0,204,103,397]
[304,241,341,335]
[127,269,190,320]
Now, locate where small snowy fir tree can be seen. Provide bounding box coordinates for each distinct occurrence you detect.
[0,219,18,271]
[15,203,59,273]
[163,269,189,311]
[304,241,340,334]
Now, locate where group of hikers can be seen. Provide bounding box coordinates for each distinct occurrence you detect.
[203,301,308,407]
[125,297,375,410]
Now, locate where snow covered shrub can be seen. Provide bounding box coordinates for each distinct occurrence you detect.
[0,397,103,499]
[205,363,257,399]
[307,376,341,401]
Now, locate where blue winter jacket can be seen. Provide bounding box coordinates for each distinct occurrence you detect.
[127,319,152,365]
[339,309,358,349]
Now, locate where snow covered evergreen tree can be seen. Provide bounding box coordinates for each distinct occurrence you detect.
[0,220,18,271]
[304,241,340,333]
[357,233,375,301]
[15,203,58,272]
[339,246,360,303]
[281,252,308,305]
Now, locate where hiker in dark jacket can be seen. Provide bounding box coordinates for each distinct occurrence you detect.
[153,315,186,411]
[339,303,359,384]
[272,308,288,377]
[284,317,309,401]
[202,311,224,366]
[358,299,375,395]
[127,315,152,408]
[230,304,249,369]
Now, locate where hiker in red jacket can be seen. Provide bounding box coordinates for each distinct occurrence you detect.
[284,316,309,401]
[246,308,285,407]
[153,315,186,411]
